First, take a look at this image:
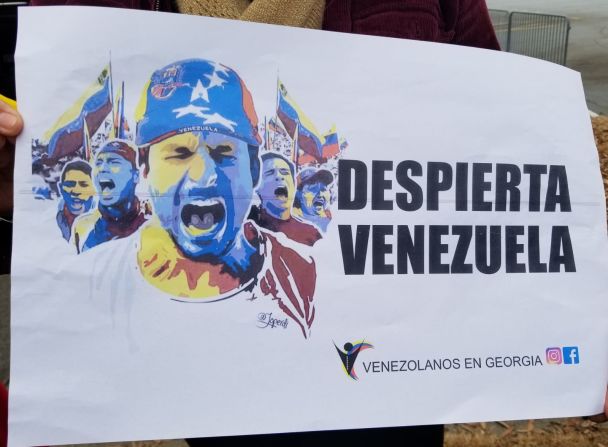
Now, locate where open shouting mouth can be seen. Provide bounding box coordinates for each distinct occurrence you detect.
[180,199,226,237]
[69,197,86,212]
[313,196,326,212]
[98,178,116,198]
[274,186,289,200]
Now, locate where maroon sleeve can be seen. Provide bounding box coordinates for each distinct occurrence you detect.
[28,0,174,12]
[324,0,500,51]
[324,0,450,42]
[0,384,7,447]
[450,0,501,50]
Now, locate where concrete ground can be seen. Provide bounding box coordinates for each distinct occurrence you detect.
[486,0,608,115]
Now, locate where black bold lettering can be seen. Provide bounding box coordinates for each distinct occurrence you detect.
[371,160,393,210]
[545,165,571,212]
[427,162,453,211]
[338,159,367,210]
[528,226,547,273]
[495,164,521,211]
[523,165,547,212]
[373,225,394,274]
[451,226,473,273]
[395,161,423,211]
[472,163,493,211]
[338,225,370,274]
[505,226,526,273]
[455,162,469,211]
[475,226,501,274]
[429,225,450,274]
[549,226,576,272]
[397,225,425,274]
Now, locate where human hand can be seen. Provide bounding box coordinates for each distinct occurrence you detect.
[588,387,608,423]
[0,97,24,216]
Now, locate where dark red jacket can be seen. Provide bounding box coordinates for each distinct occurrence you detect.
[29,0,173,11]
[30,0,500,50]
[324,0,500,50]
[0,384,7,447]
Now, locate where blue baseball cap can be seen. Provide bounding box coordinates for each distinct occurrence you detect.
[135,59,262,147]
[297,167,334,188]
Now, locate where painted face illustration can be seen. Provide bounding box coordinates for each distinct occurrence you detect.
[94,152,139,207]
[299,181,331,217]
[147,131,254,259]
[257,156,295,217]
[60,169,94,215]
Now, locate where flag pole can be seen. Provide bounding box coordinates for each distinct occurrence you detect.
[109,52,116,139]
[264,116,268,151]
[275,71,280,127]
[83,120,91,163]
[119,81,125,139]
[274,70,280,152]
[293,121,300,174]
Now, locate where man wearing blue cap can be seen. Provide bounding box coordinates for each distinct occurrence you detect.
[294,167,334,232]
[135,59,315,337]
[71,140,147,253]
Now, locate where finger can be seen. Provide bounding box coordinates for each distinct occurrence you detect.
[589,387,608,423]
[589,413,608,423]
[0,100,24,137]
[604,387,608,418]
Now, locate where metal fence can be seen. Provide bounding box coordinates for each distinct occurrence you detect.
[488,10,571,66]
[488,9,510,51]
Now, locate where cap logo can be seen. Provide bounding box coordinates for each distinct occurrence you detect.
[151,64,184,100]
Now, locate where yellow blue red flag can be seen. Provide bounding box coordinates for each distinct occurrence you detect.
[277,80,325,160]
[43,65,112,162]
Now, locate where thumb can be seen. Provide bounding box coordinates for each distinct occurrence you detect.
[0,97,24,137]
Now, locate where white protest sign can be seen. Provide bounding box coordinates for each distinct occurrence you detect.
[9,6,608,446]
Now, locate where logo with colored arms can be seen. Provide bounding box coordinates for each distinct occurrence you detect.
[334,340,374,380]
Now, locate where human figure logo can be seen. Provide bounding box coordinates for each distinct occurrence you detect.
[334,340,374,380]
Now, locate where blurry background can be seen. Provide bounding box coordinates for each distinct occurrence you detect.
[486,0,608,115]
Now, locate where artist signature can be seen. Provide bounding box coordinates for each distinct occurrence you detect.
[257,312,288,329]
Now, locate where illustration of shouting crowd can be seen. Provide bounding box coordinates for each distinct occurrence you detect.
[32,58,346,337]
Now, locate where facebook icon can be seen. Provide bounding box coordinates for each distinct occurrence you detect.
[563,346,580,365]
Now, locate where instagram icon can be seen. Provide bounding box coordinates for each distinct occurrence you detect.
[546,347,563,365]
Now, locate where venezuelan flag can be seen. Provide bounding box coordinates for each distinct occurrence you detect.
[321,125,339,160]
[44,65,112,162]
[277,80,325,160]
[268,117,287,137]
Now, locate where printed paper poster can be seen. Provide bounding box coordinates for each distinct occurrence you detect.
[9,6,608,446]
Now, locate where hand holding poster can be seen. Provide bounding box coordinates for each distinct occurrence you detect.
[9,6,608,446]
